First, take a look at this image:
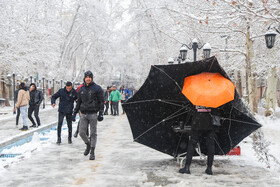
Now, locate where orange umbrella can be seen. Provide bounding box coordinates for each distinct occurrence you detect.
[182,72,235,108]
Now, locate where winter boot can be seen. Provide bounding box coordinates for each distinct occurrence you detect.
[19,126,28,131]
[84,143,91,156]
[68,137,72,144]
[73,130,78,138]
[205,166,213,175]
[56,137,61,144]
[179,164,190,174]
[89,147,95,160]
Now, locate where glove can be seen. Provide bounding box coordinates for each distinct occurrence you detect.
[97,112,103,122]
[72,113,77,122]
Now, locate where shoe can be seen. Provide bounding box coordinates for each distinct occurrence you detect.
[19,126,28,131]
[89,147,95,160]
[37,125,40,128]
[30,124,36,128]
[56,137,61,144]
[179,165,190,174]
[68,137,72,144]
[84,143,91,156]
[205,167,213,175]
[73,131,78,138]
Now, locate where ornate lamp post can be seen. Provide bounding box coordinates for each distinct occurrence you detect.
[180,39,211,62]
[12,73,16,114]
[42,77,45,109]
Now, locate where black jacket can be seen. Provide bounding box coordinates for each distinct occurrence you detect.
[29,86,43,106]
[51,87,78,114]
[104,91,109,102]
[74,82,104,114]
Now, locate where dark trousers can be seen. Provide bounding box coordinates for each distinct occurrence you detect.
[110,102,113,115]
[57,112,72,139]
[16,108,20,125]
[104,101,109,115]
[112,101,119,115]
[28,105,41,126]
[185,130,215,167]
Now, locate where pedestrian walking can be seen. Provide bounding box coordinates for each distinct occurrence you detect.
[109,85,121,116]
[14,86,21,126]
[14,82,30,131]
[51,81,78,144]
[179,105,220,175]
[28,83,43,128]
[104,86,110,115]
[120,86,131,114]
[72,71,104,160]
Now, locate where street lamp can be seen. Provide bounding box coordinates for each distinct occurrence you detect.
[42,77,45,109]
[12,73,16,114]
[52,78,54,95]
[179,45,188,62]
[202,43,212,59]
[265,29,278,49]
[180,38,210,62]
[168,57,175,64]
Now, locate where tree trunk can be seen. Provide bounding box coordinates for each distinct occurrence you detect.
[265,66,277,116]
[1,77,11,107]
[246,24,258,114]
[235,70,243,97]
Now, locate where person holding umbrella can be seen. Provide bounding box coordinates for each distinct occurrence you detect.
[179,105,218,175]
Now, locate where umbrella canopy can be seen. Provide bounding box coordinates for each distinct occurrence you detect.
[182,72,235,108]
[122,57,262,157]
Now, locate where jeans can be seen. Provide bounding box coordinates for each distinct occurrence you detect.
[20,105,28,127]
[112,101,119,115]
[28,105,41,126]
[57,112,72,138]
[104,101,109,114]
[79,113,97,148]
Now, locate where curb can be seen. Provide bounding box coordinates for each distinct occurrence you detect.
[0,121,58,149]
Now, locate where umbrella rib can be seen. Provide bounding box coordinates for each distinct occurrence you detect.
[153,65,182,91]
[133,109,190,141]
[221,118,260,126]
[123,99,188,107]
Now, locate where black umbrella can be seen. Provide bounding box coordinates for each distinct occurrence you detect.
[122,56,262,157]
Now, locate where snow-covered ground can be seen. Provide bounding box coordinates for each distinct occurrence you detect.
[0,112,279,186]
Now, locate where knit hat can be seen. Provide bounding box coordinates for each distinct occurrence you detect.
[84,71,93,79]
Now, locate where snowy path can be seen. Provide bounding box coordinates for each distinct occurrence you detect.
[0,115,280,186]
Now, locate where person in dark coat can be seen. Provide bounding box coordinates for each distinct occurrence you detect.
[28,83,43,127]
[104,86,110,115]
[179,105,218,175]
[51,81,78,144]
[72,71,104,160]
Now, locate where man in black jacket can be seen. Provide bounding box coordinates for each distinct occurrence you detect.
[51,81,78,144]
[28,83,43,128]
[73,71,104,160]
